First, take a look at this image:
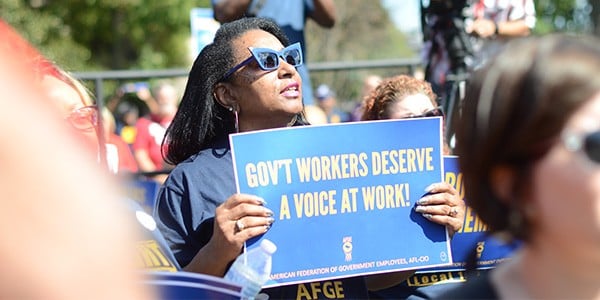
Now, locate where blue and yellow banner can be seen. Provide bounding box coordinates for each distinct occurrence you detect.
[230,118,452,288]
[417,156,519,274]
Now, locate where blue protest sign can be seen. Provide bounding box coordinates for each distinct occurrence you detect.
[230,118,452,287]
[417,156,519,273]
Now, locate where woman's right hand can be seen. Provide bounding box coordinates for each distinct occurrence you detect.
[211,193,275,264]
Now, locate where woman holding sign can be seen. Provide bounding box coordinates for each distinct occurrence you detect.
[155,17,374,298]
[441,34,600,299]
[155,17,466,298]
[361,75,468,299]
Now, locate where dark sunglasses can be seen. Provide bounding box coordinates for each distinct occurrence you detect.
[66,105,98,131]
[221,42,303,80]
[563,130,600,163]
[402,106,444,119]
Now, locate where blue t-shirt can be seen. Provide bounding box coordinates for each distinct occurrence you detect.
[154,136,369,299]
[211,0,316,106]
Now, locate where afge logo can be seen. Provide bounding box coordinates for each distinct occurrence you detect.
[342,237,353,261]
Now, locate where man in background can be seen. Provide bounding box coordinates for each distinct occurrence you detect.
[133,83,179,183]
[315,83,350,123]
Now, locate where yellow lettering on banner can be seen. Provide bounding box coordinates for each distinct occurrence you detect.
[297,284,311,299]
[334,281,345,298]
[296,281,345,300]
[280,195,291,220]
[406,148,416,172]
[310,282,322,299]
[295,153,369,183]
[361,184,409,211]
[447,169,491,233]
[246,163,258,187]
[245,159,293,187]
[371,148,435,176]
[462,207,474,233]
[417,147,435,171]
[320,155,331,181]
[460,207,488,233]
[293,190,337,218]
[311,157,323,181]
[296,158,310,183]
[406,271,464,287]
[445,171,465,199]
[321,281,335,298]
[282,159,293,183]
[372,151,381,175]
[137,240,177,272]
[340,188,358,213]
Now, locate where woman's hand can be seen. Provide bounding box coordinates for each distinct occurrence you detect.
[186,193,274,276]
[212,193,274,261]
[414,182,465,237]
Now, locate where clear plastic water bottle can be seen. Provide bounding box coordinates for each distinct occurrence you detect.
[225,239,277,299]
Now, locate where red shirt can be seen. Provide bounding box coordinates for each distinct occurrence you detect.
[133,117,167,170]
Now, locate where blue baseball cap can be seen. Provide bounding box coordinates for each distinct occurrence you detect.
[315,84,335,101]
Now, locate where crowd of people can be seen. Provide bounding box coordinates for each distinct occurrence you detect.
[2,1,600,299]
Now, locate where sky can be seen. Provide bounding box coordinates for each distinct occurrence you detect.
[381,0,422,33]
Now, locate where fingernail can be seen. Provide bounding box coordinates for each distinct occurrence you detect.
[257,198,267,205]
[265,208,274,216]
[425,184,436,193]
[264,225,271,232]
[414,206,425,213]
[417,197,428,205]
[422,213,433,219]
[266,217,275,224]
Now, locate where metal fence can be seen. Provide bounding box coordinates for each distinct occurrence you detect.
[74,57,423,108]
[74,57,424,178]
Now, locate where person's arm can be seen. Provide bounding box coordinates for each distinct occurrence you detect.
[132,119,159,173]
[213,0,253,23]
[496,19,531,37]
[134,149,158,171]
[309,0,336,28]
[467,18,531,39]
[136,86,160,117]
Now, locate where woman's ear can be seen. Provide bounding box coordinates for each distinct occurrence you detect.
[490,165,516,204]
[213,82,237,111]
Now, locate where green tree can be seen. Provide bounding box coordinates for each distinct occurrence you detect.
[305,0,417,107]
[534,0,595,34]
[1,0,211,71]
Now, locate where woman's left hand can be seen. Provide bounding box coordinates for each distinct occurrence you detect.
[414,182,465,237]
